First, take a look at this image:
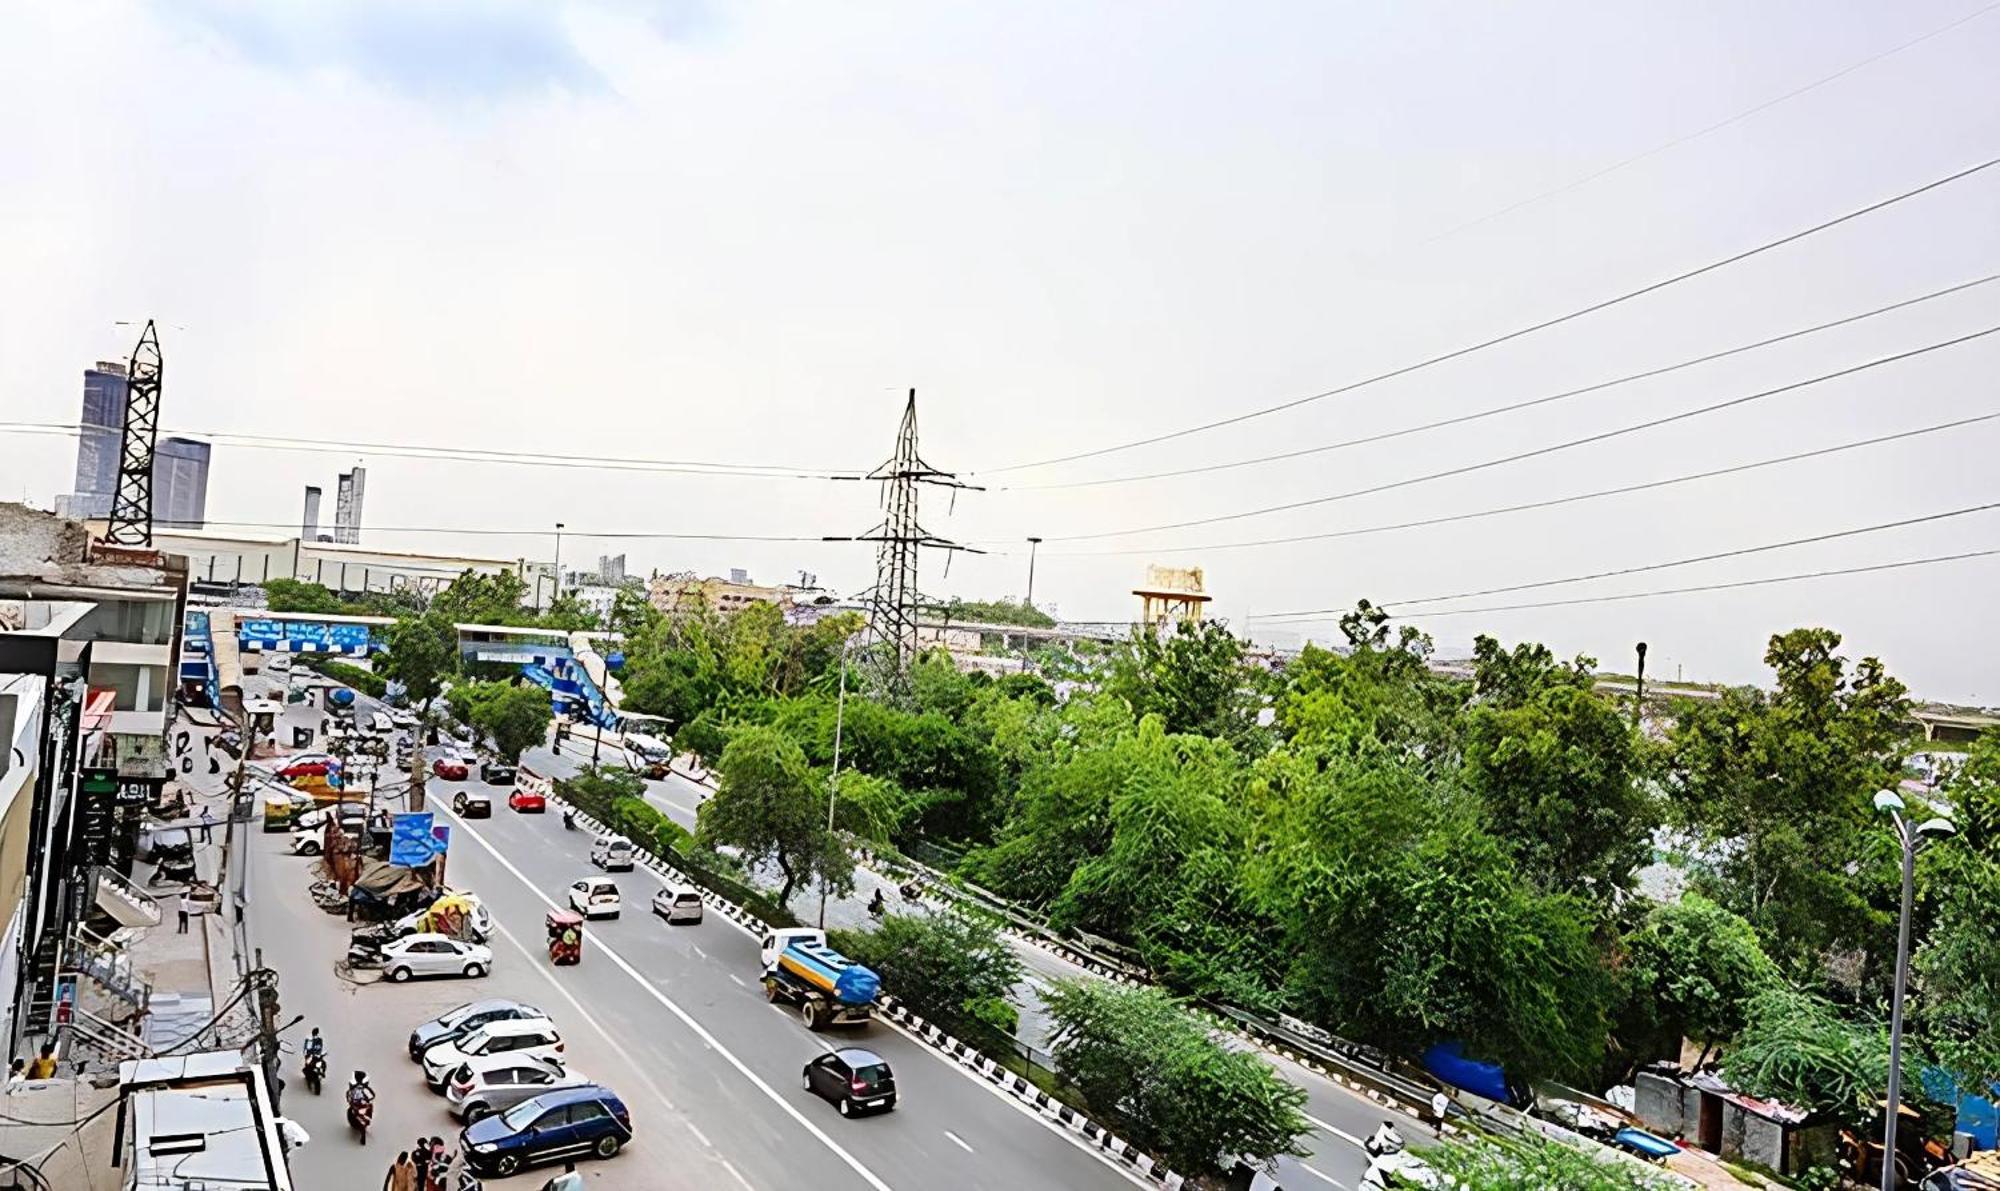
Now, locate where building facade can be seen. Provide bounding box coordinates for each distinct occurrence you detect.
[60,363,211,527]
[143,526,550,604]
[649,571,796,617]
[152,437,210,529]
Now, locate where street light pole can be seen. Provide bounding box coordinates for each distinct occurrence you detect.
[1025,537,1042,609]
[817,642,851,930]
[549,522,566,612]
[1873,788,1955,1191]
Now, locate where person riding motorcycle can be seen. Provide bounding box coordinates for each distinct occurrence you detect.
[867,888,886,916]
[301,1027,327,1091]
[346,1071,376,1142]
[1363,1120,1405,1158]
[562,808,575,831]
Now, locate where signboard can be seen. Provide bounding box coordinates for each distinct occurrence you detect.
[431,825,451,853]
[390,812,441,866]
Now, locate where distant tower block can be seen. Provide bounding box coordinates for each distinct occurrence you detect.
[1134,564,1212,627]
[302,486,322,541]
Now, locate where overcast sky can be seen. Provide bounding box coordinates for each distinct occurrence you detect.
[3,1,1998,699]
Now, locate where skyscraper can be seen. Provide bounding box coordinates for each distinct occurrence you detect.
[333,466,367,544]
[302,486,322,541]
[63,362,209,526]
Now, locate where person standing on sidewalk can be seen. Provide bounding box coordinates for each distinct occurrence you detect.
[411,1136,431,1190]
[384,1151,417,1191]
[1430,1089,1451,1136]
[177,891,192,934]
[199,805,215,843]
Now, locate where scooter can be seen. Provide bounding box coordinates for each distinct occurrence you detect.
[347,1097,373,1145]
[303,1052,326,1095]
[562,809,576,831]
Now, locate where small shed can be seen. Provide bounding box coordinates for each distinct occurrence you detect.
[1634,1065,1839,1176]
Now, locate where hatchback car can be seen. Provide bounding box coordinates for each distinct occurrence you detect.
[802,1047,897,1117]
[508,785,546,813]
[651,885,703,924]
[590,835,635,872]
[381,934,493,983]
[410,999,546,1062]
[445,1053,592,1123]
[452,789,493,818]
[568,878,620,919]
[423,1018,565,1091]
[461,1084,631,1179]
[480,760,517,785]
[432,755,470,781]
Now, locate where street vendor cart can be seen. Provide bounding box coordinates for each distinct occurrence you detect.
[547,908,583,965]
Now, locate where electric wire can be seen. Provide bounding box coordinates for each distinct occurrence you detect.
[1047,322,2000,542]
[1412,1,2000,247]
[1253,499,2000,620]
[1006,273,2000,490]
[977,154,2000,476]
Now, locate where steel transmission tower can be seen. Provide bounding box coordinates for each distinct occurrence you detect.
[831,390,979,677]
[105,321,164,546]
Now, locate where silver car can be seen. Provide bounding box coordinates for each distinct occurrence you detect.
[444,1053,589,1122]
[379,933,494,982]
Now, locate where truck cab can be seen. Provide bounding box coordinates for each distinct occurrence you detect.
[760,927,826,972]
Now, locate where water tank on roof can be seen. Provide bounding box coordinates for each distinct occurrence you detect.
[606,652,626,672]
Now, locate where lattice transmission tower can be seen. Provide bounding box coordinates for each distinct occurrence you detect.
[105,320,164,546]
[830,390,979,678]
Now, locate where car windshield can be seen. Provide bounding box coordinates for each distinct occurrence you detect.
[499,1098,545,1130]
[851,1063,890,1089]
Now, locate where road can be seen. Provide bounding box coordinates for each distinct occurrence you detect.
[239,747,1152,1187]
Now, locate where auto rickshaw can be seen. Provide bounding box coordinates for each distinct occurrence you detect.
[547,909,583,966]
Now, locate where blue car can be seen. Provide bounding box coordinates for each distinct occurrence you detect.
[460,1084,631,1178]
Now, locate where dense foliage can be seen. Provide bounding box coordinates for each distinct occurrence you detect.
[1415,1132,1675,1190]
[831,907,1023,1039]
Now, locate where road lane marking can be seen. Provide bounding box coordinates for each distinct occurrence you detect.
[722,1158,756,1191]
[1304,1111,1367,1148]
[691,944,707,960]
[944,1130,975,1154]
[685,1121,712,1148]
[729,972,746,987]
[1295,1161,1344,1185]
[441,804,899,1191]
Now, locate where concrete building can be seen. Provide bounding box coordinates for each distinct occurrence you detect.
[333,466,366,545]
[300,486,321,542]
[1134,564,1211,627]
[134,526,550,604]
[565,584,622,628]
[650,571,796,617]
[59,363,211,527]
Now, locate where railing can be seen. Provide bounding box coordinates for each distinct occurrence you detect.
[67,923,152,1010]
[92,865,162,929]
[58,1002,153,1064]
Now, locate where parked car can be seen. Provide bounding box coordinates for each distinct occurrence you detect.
[508,784,547,813]
[651,885,703,924]
[590,835,635,872]
[390,708,418,729]
[801,1047,897,1117]
[392,893,494,943]
[460,1084,631,1179]
[453,790,493,818]
[445,1053,593,1123]
[433,755,469,781]
[409,999,546,1062]
[422,1018,565,1091]
[381,934,493,983]
[480,760,517,786]
[568,877,621,919]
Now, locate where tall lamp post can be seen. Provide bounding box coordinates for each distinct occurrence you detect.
[1872,787,1955,1191]
[817,637,857,929]
[1025,537,1042,609]
[549,522,567,611]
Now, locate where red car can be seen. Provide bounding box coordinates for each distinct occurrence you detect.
[431,756,469,781]
[507,786,546,814]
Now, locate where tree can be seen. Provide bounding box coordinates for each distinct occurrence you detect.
[1664,628,1913,982]
[378,612,459,714]
[1915,854,2000,1087]
[1421,1132,1675,1189]
[943,597,1056,629]
[1106,618,1260,747]
[1276,610,1464,763]
[262,577,346,614]
[700,725,849,905]
[1041,980,1309,1177]
[539,591,600,631]
[833,908,1024,1033]
[1722,986,1921,1123]
[474,683,554,761]
[1942,728,2000,860]
[1615,894,1777,1068]
[430,568,533,626]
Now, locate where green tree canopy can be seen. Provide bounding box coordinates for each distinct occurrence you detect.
[942,597,1055,629]
[1106,618,1262,748]
[262,577,347,614]
[1419,1132,1675,1189]
[1615,894,1777,1067]
[473,683,554,761]
[379,611,459,712]
[833,907,1024,1033]
[699,725,849,905]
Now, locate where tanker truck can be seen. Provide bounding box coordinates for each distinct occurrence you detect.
[759,927,879,1030]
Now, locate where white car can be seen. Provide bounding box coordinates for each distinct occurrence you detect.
[421,1018,565,1091]
[568,877,621,919]
[590,835,635,872]
[443,1052,592,1123]
[1360,1150,1444,1189]
[651,885,704,924]
[391,894,494,943]
[380,934,494,983]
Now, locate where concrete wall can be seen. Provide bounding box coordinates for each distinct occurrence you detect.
[1635,1071,1688,1138]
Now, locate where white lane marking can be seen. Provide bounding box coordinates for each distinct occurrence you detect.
[722,1158,757,1191]
[441,804,899,1191]
[729,972,747,987]
[943,1130,975,1154]
[1304,1111,1367,1148]
[691,944,707,960]
[685,1120,712,1148]
[1295,1161,1344,1186]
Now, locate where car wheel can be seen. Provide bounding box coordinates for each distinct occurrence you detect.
[838,1098,853,1118]
[800,1001,821,1031]
[463,962,485,978]
[464,1102,491,1123]
[492,1153,521,1178]
[389,966,413,983]
[594,1135,621,1159]
[802,1072,813,1092]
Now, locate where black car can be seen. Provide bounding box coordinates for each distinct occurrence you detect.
[452,790,493,818]
[409,999,545,1062]
[480,761,517,786]
[802,1047,897,1117]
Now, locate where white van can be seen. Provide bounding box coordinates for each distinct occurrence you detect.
[651,884,704,925]
[590,835,635,872]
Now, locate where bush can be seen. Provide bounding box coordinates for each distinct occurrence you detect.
[609,795,693,857]
[835,908,1024,1034]
[299,657,386,699]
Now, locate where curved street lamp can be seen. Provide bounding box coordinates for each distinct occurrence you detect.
[1873,787,1955,1191]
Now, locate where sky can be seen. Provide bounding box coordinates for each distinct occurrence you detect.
[2,1,1998,699]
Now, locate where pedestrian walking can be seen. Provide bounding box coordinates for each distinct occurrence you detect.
[1431,1089,1450,1136]
[384,1150,418,1191]
[26,1045,56,1080]
[177,892,191,934]
[411,1136,431,1189]
[199,805,215,843]
[427,1136,450,1191]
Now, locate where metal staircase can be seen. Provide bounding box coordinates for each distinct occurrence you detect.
[59,1003,153,1065]
[67,923,152,1012]
[91,866,162,930]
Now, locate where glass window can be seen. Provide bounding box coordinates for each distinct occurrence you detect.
[851,1063,891,1089]
[499,1099,542,1130]
[565,1101,608,1125]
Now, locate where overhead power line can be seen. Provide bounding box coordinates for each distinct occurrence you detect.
[1034,411,2000,557]
[978,154,2000,477]
[1414,1,2000,247]
[1007,274,2000,491]
[1049,322,2000,542]
[1351,548,2000,621]
[1253,499,2000,620]
[0,423,868,482]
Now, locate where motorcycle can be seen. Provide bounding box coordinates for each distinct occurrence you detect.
[347,1097,373,1144]
[867,891,886,918]
[303,1052,326,1095]
[562,809,576,831]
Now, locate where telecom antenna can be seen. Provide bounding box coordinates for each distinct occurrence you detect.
[105,321,163,546]
[827,390,980,678]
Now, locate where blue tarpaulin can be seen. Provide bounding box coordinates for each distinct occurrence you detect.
[390,813,440,866]
[1422,1041,1516,1105]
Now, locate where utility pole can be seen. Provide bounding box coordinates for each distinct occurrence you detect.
[1025,537,1042,609]
[548,522,566,612]
[1632,641,1648,729]
[408,725,427,814]
[818,641,852,930]
[106,321,163,547]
